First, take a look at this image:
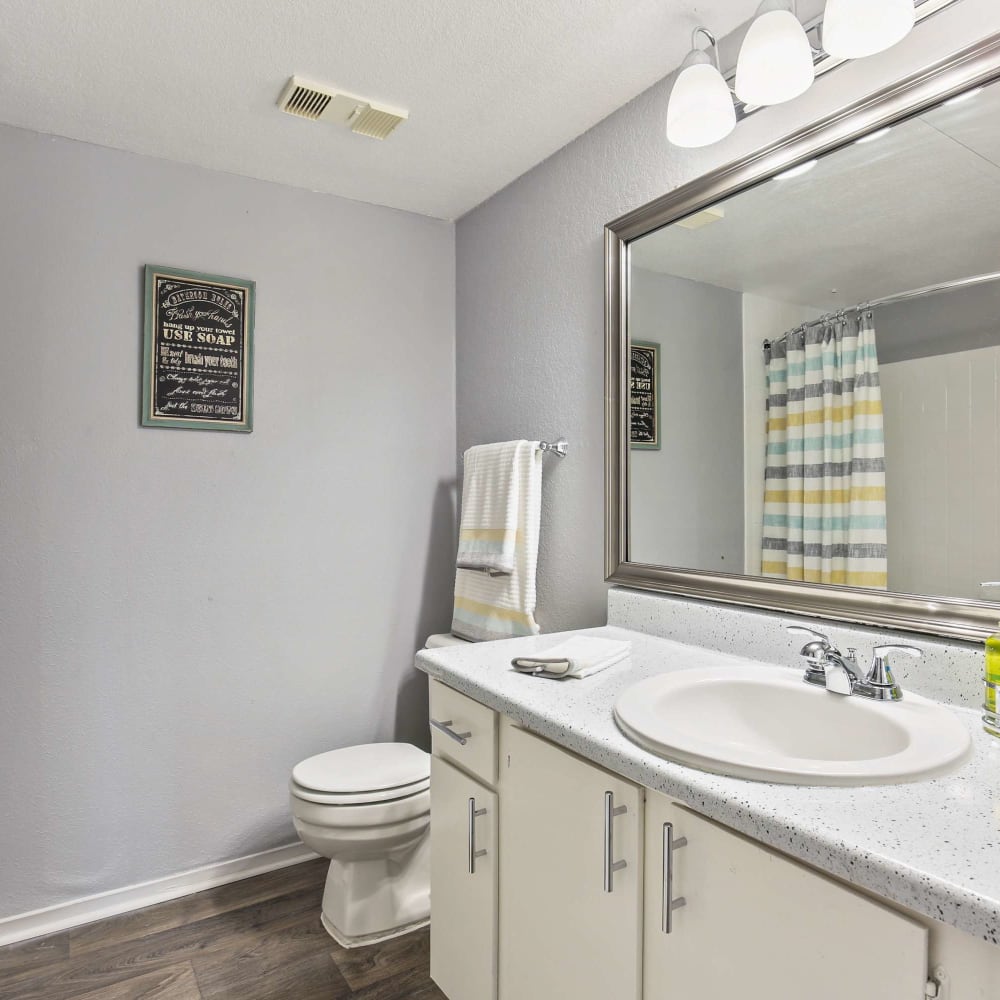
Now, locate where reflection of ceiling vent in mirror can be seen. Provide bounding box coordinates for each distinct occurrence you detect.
[675,206,725,230]
[277,76,408,140]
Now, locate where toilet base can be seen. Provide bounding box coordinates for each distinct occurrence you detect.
[318,833,430,947]
[321,911,430,949]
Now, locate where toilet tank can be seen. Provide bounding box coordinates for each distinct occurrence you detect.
[424,633,470,649]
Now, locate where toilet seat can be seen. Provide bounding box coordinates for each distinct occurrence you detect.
[290,777,430,806]
[291,743,430,806]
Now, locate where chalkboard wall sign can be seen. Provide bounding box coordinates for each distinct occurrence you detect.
[629,341,659,450]
[142,265,255,432]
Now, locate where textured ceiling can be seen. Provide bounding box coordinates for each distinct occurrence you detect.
[631,81,1000,309]
[0,0,755,220]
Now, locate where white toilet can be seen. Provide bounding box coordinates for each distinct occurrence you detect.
[289,632,468,947]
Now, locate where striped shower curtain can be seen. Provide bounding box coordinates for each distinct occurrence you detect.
[761,314,888,590]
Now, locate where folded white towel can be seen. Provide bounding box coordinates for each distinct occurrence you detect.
[512,637,631,680]
[452,441,543,642]
[456,441,525,575]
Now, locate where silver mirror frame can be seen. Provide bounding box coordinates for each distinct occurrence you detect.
[606,32,1000,643]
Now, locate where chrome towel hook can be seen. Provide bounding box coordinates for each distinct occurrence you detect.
[538,439,568,458]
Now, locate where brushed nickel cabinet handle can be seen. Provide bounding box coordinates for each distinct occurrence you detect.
[468,797,487,874]
[431,718,472,746]
[661,821,688,934]
[603,791,628,893]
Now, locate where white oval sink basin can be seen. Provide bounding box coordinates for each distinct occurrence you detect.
[614,664,972,786]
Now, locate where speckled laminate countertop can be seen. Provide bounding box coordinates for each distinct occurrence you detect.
[415,626,1000,945]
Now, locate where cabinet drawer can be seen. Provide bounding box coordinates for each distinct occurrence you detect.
[429,679,498,786]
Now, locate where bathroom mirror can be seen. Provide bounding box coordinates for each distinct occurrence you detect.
[606,34,1000,641]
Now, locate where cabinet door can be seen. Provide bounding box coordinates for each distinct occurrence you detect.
[430,756,498,1000]
[499,722,642,1000]
[644,792,928,1000]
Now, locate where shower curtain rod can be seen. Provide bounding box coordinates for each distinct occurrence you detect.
[763,269,1000,350]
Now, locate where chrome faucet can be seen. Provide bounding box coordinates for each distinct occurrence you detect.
[786,625,921,702]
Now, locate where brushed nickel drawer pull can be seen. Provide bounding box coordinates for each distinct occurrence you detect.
[431,718,472,746]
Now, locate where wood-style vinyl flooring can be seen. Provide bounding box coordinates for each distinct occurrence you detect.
[0,859,446,1000]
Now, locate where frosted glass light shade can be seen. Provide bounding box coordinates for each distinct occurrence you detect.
[736,8,815,107]
[667,61,737,148]
[822,0,915,59]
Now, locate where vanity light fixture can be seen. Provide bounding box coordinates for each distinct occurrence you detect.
[822,0,915,60]
[665,1,938,149]
[735,0,815,107]
[666,28,737,148]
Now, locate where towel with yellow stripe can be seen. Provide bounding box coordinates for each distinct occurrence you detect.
[456,441,526,575]
[452,440,542,641]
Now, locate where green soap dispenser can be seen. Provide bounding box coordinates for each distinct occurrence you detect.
[983,583,1000,737]
[986,627,1000,739]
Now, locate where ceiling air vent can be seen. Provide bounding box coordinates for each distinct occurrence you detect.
[280,80,334,121]
[349,105,407,140]
[277,76,408,140]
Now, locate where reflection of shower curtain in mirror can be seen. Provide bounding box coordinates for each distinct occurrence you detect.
[762,315,888,589]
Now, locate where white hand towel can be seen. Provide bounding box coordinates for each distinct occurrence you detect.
[512,637,632,679]
[452,441,542,641]
[456,441,524,575]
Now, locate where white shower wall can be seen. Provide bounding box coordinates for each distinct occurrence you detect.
[880,345,1000,599]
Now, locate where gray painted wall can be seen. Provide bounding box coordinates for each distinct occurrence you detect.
[629,270,743,570]
[455,1,1000,632]
[0,125,456,919]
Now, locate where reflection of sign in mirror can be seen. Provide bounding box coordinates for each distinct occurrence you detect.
[142,265,255,432]
[630,341,659,449]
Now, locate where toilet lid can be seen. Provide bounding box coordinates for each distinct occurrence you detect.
[292,743,430,795]
[290,777,430,806]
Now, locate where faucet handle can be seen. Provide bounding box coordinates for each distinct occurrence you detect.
[786,624,836,659]
[786,625,837,686]
[871,644,922,662]
[866,645,921,701]
[786,624,830,643]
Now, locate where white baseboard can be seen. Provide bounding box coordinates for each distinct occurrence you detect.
[0,842,320,948]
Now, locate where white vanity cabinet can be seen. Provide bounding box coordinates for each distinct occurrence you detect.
[429,680,500,1000]
[643,792,929,1000]
[426,680,999,1000]
[498,719,643,1000]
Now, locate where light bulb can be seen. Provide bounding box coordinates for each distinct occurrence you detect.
[736,3,815,107]
[822,0,915,60]
[667,56,737,148]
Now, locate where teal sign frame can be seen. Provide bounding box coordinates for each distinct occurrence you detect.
[629,341,660,450]
[142,265,255,432]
